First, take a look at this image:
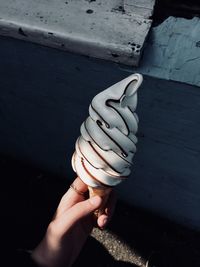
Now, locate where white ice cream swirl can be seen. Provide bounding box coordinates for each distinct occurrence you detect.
[72,73,143,188]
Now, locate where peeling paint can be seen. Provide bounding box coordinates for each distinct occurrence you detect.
[132,16,200,86]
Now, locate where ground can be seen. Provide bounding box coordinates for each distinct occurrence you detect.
[1,155,200,267]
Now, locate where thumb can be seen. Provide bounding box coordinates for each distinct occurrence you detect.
[63,196,102,229]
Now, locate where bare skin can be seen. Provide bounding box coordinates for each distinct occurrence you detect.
[32,177,116,267]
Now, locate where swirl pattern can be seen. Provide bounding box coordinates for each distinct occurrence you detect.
[72,73,143,188]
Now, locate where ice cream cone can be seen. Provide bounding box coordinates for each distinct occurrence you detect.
[72,74,143,218]
[88,186,112,217]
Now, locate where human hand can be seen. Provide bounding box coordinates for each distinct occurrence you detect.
[31,177,116,267]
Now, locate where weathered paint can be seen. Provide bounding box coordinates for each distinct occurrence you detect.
[0,36,200,230]
[133,16,200,87]
[0,0,154,66]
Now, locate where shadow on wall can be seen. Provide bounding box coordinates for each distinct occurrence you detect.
[1,35,200,265]
[152,0,200,26]
[1,36,200,230]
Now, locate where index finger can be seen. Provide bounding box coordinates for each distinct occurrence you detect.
[70,176,88,196]
[56,177,89,216]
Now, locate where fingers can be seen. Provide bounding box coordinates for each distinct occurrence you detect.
[68,176,89,202]
[60,195,103,232]
[71,177,88,195]
[97,214,108,229]
[54,178,116,234]
[56,177,88,215]
[97,190,117,229]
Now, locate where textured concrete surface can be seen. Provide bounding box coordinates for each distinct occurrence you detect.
[1,2,200,84]
[0,0,153,66]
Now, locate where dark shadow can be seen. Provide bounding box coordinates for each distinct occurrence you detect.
[152,0,200,26]
[108,200,200,267]
[73,236,137,267]
[0,155,137,266]
[1,155,200,267]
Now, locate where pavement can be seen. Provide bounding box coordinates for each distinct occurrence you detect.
[1,155,200,267]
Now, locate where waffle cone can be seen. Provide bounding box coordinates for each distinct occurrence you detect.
[88,186,112,217]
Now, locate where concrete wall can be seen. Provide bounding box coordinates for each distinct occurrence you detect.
[0,36,200,230]
[133,16,200,87]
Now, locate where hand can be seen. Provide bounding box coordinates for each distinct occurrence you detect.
[31,177,116,267]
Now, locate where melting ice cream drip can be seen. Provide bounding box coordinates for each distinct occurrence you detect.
[72,73,143,188]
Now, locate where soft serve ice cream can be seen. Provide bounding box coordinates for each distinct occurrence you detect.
[72,73,143,210]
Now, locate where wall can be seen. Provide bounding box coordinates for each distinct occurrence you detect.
[0,36,200,230]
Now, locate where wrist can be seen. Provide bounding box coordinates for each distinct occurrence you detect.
[16,249,39,267]
[31,225,62,267]
[32,237,54,267]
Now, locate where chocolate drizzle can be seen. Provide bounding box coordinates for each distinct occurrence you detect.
[90,104,110,129]
[81,158,113,188]
[106,99,130,135]
[72,73,142,187]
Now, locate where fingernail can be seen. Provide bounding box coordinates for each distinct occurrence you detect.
[103,217,108,225]
[99,219,108,230]
[100,219,107,230]
[89,196,102,206]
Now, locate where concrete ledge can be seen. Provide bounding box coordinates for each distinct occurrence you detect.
[0,0,154,66]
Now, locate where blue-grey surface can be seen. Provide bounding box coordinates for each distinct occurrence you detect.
[133,16,200,86]
[0,36,200,230]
